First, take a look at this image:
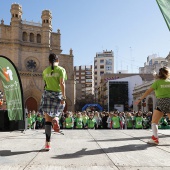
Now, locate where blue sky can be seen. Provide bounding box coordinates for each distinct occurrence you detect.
[0,0,170,73]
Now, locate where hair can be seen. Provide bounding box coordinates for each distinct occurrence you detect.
[49,53,58,75]
[154,66,170,80]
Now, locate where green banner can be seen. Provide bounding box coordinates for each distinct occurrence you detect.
[156,0,170,31]
[0,55,24,120]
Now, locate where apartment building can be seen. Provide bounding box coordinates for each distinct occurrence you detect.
[94,50,114,99]
[74,65,94,100]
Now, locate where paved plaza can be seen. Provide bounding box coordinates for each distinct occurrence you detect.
[0,129,170,170]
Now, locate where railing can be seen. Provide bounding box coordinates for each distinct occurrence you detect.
[22,20,42,27]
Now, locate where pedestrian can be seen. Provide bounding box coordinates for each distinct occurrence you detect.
[135,66,170,145]
[102,111,109,129]
[39,53,67,151]
[64,111,74,129]
[111,111,121,129]
[85,112,97,129]
[134,111,143,129]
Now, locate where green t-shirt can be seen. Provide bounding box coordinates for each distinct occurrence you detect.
[82,115,88,125]
[43,66,67,92]
[31,114,36,122]
[111,116,120,129]
[65,117,73,128]
[27,117,32,125]
[75,117,83,129]
[160,117,168,126]
[126,116,133,128]
[134,116,143,129]
[87,118,96,129]
[151,79,170,98]
[37,116,43,122]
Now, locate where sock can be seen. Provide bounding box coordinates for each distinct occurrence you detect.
[152,123,158,138]
[45,122,52,142]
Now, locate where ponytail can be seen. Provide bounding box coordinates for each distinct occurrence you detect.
[49,53,58,75]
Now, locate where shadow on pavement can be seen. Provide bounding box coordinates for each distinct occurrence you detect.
[53,144,154,159]
[88,134,170,142]
[0,149,46,156]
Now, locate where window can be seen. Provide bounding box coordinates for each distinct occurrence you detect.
[100,71,104,75]
[37,34,41,43]
[106,66,112,71]
[100,60,104,63]
[30,33,34,42]
[100,65,104,69]
[106,59,112,65]
[154,61,158,64]
[86,84,92,87]
[86,72,92,75]
[22,32,27,41]
[86,79,92,82]
[86,76,92,79]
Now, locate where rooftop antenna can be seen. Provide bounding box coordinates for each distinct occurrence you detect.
[130,46,134,73]
[115,46,119,73]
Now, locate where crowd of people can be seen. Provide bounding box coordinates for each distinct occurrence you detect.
[26,110,170,130]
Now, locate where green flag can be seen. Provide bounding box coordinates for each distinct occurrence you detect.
[156,0,170,31]
[0,55,24,121]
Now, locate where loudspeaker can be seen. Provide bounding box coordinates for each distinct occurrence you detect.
[9,120,25,131]
[0,110,9,131]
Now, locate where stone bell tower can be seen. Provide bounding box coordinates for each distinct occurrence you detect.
[10,3,22,42]
[41,10,52,47]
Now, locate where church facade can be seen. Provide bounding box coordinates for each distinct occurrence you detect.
[0,4,75,112]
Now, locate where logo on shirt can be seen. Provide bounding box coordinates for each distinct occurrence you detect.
[160,85,170,88]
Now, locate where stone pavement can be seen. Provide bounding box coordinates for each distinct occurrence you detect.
[0,129,170,170]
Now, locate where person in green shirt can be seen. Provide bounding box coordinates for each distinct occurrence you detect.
[74,112,83,129]
[111,112,121,129]
[135,66,170,145]
[126,112,134,129]
[134,111,143,129]
[31,110,36,130]
[27,112,32,129]
[65,111,74,129]
[85,113,97,129]
[39,53,67,151]
[159,115,169,129]
[36,112,43,129]
[82,111,89,127]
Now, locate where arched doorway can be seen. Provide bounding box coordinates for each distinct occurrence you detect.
[25,97,37,112]
[147,97,153,112]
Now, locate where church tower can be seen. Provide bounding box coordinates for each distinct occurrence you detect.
[10,3,22,41]
[41,10,52,47]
